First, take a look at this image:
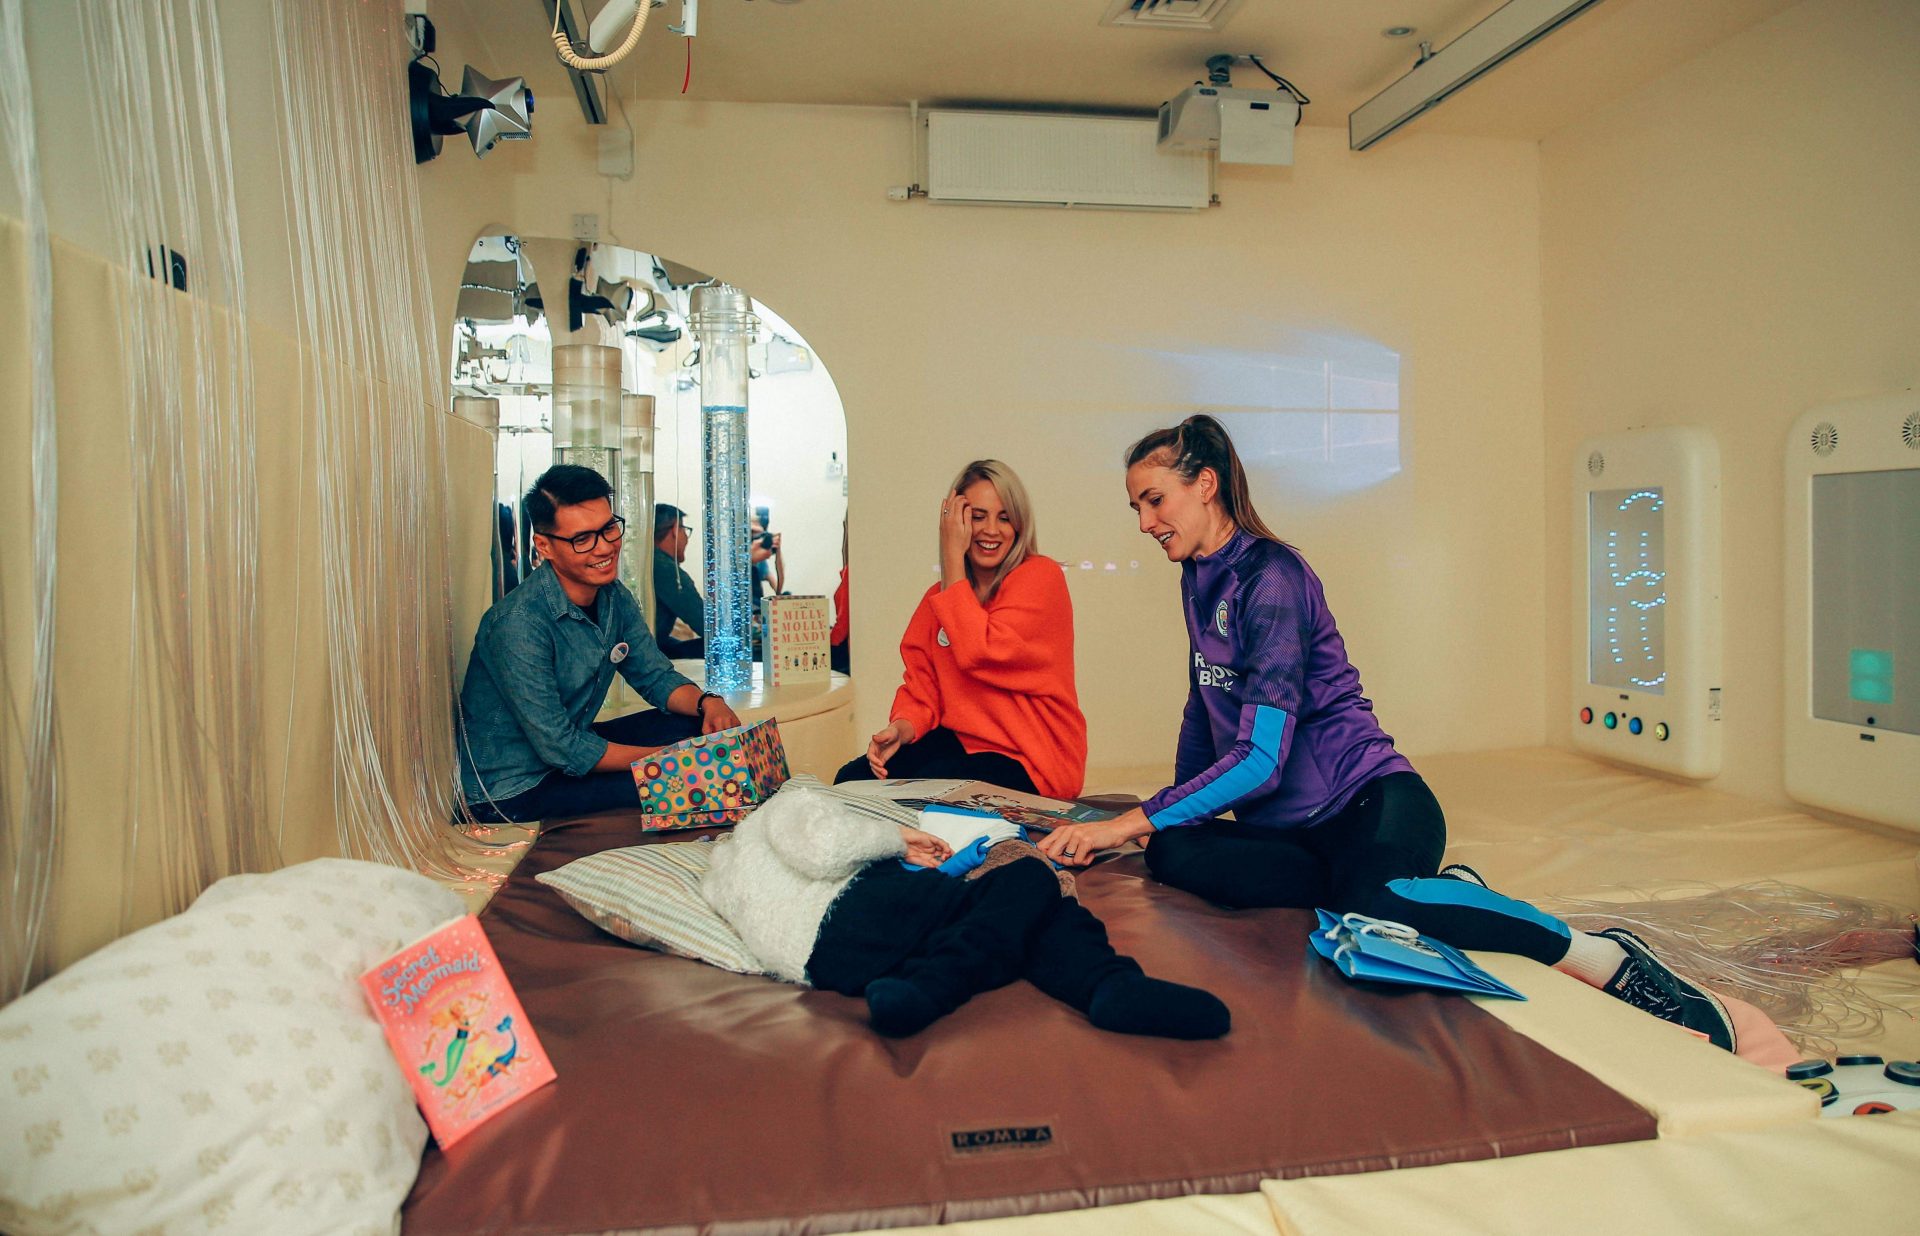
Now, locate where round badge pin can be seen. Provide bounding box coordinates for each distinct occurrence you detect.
[936,628,951,647]
[610,641,629,664]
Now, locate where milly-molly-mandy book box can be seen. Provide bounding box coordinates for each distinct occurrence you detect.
[360,915,557,1147]
[763,594,832,686]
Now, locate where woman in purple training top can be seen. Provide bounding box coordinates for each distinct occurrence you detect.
[1037,414,1738,1052]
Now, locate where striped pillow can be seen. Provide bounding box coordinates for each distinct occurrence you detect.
[536,842,768,975]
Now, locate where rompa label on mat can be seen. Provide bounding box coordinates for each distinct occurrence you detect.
[946,1123,1058,1157]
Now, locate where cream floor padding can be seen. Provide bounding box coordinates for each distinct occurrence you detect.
[1261,1109,1920,1236]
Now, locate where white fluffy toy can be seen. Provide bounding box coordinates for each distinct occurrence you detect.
[701,782,911,984]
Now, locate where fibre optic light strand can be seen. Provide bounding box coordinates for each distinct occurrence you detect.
[79,0,276,923]
[274,0,499,879]
[0,0,61,999]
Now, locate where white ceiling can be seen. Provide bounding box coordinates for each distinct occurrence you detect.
[447,0,1800,143]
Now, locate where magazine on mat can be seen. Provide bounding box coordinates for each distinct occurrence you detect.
[1308,909,1525,1000]
[830,778,1119,830]
[360,915,558,1147]
[911,803,1024,852]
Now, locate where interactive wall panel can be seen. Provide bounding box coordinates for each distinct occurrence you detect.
[1572,428,1721,778]
[1784,392,1920,833]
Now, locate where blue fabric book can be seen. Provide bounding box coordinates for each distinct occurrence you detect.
[1308,910,1526,1000]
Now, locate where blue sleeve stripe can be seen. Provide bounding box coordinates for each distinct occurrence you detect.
[1383,878,1571,941]
[1149,705,1289,828]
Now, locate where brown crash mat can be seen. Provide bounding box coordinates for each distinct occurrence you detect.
[402,812,1656,1236]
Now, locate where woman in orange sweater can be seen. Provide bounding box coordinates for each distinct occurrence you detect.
[833,460,1087,798]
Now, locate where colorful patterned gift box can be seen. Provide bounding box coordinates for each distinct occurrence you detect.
[630,718,791,829]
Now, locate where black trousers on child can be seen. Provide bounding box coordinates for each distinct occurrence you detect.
[808,857,1135,1015]
[832,726,1037,793]
[1144,771,1573,965]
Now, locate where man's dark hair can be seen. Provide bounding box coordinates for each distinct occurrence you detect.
[753,504,771,529]
[524,464,614,535]
[654,503,688,543]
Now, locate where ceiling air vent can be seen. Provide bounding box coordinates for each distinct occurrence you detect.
[1100,0,1247,32]
[1810,421,1839,456]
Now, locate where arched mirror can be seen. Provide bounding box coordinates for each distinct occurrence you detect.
[450,233,850,676]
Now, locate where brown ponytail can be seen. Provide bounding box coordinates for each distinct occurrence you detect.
[1124,414,1284,544]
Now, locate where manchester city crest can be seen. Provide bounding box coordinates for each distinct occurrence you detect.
[1214,601,1230,636]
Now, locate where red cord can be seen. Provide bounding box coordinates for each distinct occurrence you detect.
[681,38,692,94]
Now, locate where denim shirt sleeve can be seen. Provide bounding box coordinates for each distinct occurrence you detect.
[476,609,608,777]
[612,586,695,707]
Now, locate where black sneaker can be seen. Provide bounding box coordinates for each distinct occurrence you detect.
[1595,927,1736,1053]
[1437,863,1489,888]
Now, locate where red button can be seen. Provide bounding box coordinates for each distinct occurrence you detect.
[1579,707,1593,725]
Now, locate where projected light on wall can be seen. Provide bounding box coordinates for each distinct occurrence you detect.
[1589,488,1667,694]
[1041,332,1403,497]
[1571,429,1720,779]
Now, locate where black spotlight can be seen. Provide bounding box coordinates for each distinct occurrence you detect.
[409,59,533,164]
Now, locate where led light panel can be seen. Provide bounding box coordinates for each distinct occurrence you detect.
[1784,392,1920,833]
[1572,428,1721,778]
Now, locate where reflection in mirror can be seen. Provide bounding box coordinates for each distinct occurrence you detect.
[451,234,850,677]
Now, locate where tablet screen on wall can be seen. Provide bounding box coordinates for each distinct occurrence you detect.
[1588,487,1668,695]
[1811,468,1920,735]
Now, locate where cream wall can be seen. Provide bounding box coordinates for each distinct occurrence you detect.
[412,61,1551,770]
[2,0,496,974]
[1539,0,1920,809]
[0,223,495,972]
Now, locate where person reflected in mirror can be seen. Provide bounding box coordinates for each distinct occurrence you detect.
[750,505,785,600]
[1033,416,1736,1053]
[456,467,741,825]
[652,503,705,659]
[495,501,521,595]
[833,460,1085,798]
[830,520,851,675]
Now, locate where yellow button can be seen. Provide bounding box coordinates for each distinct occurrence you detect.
[1654,723,1670,741]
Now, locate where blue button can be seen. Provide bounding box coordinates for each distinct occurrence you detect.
[1628,717,1643,735]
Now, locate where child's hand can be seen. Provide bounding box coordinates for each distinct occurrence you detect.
[899,826,953,869]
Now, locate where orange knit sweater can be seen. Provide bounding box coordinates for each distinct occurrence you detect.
[889,555,1087,799]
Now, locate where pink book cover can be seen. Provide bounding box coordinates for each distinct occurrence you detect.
[359,915,557,1147]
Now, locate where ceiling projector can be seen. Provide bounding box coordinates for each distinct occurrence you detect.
[1157,54,1303,166]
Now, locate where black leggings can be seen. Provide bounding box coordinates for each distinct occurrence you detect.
[809,857,1136,1015]
[833,726,1037,794]
[1144,772,1573,965]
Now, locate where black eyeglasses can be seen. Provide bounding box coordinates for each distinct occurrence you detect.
[548,516,626,554]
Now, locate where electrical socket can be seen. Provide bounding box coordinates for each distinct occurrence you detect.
[571,213,600,242]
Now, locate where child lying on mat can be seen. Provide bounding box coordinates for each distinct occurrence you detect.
[701,784,1229,1039]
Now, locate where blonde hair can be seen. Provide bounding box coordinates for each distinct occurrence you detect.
[949,459,1037,602]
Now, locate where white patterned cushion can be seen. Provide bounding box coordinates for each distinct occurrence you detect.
[537,841,768,975]
[0,859,463,1236]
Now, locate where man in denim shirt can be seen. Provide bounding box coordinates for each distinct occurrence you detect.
[458,465,741,822]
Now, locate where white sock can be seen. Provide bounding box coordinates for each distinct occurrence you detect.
[1555,931,1628,988]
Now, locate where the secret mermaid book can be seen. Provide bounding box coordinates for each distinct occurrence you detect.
[361,915,557,1146]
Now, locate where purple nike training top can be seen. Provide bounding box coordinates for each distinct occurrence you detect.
[1141,530,1413,831]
